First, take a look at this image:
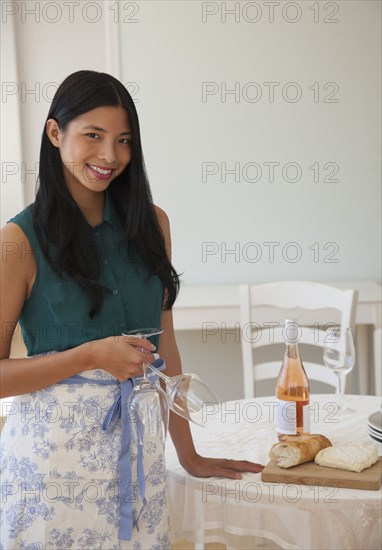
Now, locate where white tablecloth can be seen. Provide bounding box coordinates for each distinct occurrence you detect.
[165,395,382,550]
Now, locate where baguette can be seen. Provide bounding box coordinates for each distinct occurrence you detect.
[269,434,332,468]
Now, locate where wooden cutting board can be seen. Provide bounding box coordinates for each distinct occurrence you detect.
[261,457,382,490]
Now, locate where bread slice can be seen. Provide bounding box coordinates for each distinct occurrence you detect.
[315,443,379,472]
[269,434,332,468]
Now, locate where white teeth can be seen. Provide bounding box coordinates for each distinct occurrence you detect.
[88,164,112,175]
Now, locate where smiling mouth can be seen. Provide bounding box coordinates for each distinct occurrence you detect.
[87,164,115,176]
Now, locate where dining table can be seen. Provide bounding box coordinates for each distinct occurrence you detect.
[165,394,381,550]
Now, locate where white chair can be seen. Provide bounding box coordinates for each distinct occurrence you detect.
[239,281,358,398]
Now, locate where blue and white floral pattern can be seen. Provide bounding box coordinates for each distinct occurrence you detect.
[1,374,171,549]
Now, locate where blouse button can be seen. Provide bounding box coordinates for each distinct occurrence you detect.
[113,289,119,295]
[102,259,108,265]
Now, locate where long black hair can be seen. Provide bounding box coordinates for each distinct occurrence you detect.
[32,70,180,317]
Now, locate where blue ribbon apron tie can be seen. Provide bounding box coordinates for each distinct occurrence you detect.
[57,358,166,541]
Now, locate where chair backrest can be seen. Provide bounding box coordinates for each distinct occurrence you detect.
[239,281,358,398]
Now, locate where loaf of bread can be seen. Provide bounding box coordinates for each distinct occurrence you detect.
[269,434,332,468]
[315,443,379,472]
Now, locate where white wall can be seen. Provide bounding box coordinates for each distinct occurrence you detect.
[119,0,381,286]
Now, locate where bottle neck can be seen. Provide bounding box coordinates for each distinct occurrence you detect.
[285,342,300,359]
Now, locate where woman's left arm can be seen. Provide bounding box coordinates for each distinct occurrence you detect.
[154,206,263,479]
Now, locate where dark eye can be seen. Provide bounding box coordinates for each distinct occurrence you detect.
[86,133,100,139]
[120,138,131,145]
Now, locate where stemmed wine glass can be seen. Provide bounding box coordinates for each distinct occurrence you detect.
[323,327,356,414]
[144,363,220,427]
[123,328,169,443]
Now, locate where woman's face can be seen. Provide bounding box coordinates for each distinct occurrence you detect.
[47,105,132,196]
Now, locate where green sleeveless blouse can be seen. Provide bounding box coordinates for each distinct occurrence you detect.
[8,192,164,356]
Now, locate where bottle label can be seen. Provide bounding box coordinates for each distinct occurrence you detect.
[276,399,297,435]
[303,403,311,433]
[276,400,311,434]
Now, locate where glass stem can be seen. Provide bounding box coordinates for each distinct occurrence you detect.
[336,373,345,396]
[141,340,148,381]
[145,362,169,383]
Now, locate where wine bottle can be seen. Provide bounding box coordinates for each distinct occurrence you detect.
[276,319,310,440]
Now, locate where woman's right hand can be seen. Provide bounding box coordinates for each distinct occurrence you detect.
[85,335,157,382]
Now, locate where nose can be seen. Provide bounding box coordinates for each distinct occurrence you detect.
[98,140,117,165]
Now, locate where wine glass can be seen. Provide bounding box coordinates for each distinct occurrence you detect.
[323,327,355,414]
[145,363,220,427]
[123,328,169,443]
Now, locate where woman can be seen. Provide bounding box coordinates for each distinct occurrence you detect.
[0,70,263,549]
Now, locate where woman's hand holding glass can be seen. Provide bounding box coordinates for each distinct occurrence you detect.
[123,327,220,442]
[85,335,156,382]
